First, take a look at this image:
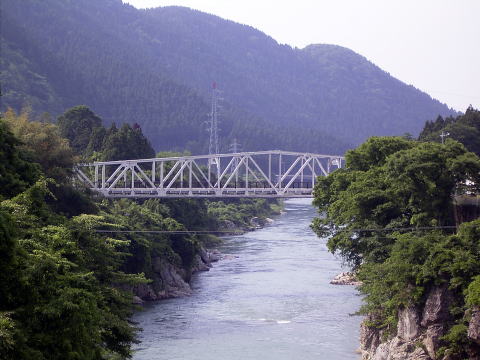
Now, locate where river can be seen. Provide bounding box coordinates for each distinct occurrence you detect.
[132,198,362,360]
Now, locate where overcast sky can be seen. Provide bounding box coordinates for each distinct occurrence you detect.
[123,0,480,112]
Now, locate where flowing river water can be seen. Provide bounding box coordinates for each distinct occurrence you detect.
[132,198,362,360]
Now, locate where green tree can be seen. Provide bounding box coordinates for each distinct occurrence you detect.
[0,118,40,199]
[312,137,480,267]
[57,105,104,155]
[100,123,155,161]
[0,181,142,359]
[419,106,480,156]
[312,136,480,357]
[3,108,76,182]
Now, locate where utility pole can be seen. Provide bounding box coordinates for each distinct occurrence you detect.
[440,131,450,144]
[229,138,241,154]
[229,137,241,173]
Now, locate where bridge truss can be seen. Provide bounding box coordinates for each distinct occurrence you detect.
[74,150,344,198]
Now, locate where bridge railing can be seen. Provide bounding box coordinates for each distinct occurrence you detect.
[74,150,344,198]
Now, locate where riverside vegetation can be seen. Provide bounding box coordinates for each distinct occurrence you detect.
[0,106,280,359]
[312,107,480,359]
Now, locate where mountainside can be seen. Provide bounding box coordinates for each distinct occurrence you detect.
[137,6,455,142]
[0,0,455,155]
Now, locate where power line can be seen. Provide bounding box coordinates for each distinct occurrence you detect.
[92,224,480,235]
[325,224,479,233]
[94,229,245,235]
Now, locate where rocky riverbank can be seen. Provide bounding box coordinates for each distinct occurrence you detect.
[132,248,223,304]
[132,215,276,304]
[217,216,274,235]
[360,285,480,360]
[330,272,362,286]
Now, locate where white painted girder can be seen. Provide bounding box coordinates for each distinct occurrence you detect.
[74,150,344,198]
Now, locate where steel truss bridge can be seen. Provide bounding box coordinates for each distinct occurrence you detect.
[74,150,344,198]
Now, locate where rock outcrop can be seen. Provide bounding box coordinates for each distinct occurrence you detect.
[132,248,221,303]
[360,285,456,360]
[420,286,453,359]
[249,216,274,229]
[374,337,430,360]
[330,272,362,286]
[218,216,274,234]
[152,257,193,298]
[421,286,452,327]
[360,314,385,356]
[469,307,480,345]
[132,215,274,304]
[397,307,421,341]
[218,219,242,235]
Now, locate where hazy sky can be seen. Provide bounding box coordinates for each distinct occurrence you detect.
[123,0,480,112]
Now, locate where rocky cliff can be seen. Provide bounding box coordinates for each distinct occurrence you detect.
[360,285,480,360]
[132,248,221,304]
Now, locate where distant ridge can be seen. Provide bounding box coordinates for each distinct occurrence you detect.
[0,0,456,154]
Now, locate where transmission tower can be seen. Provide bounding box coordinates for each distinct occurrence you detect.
[208,82,220,155]
[207,82,221,182]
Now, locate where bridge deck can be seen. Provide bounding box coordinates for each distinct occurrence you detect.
[74,150,344,198]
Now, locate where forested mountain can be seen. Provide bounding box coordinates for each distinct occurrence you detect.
[1,0,455,155]
[136,7,455,143]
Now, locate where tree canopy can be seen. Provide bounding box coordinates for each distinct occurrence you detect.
[0,118,40,199]
[99,123,155,161]
[56,106,155,161]
[419,106,480,156]
[3,108,76,182]
[57,105,103,155]
[312,136,480,267]
[0,108,147,358]
[312,135,480,357]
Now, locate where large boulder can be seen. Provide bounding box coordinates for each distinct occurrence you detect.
[330,271,362,286]
[206,249,222,262]
[360,314,385,359]
[468,307,480,344]
[420,285,453,359]
[132,295,144,305]
[372,337,430,360]
[133,283,158,301]
[421,285,452,327]
[423,325,445,360]
[397,307,420,341]
[219,219,242,234]
[190,254,211,272]
[250,216,264,228]
[152,256,192,298]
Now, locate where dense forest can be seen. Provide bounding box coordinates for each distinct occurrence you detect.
[0,107,280,359]
[312,109,480,358]
[0,0,455,154]
[419,106,480,156]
